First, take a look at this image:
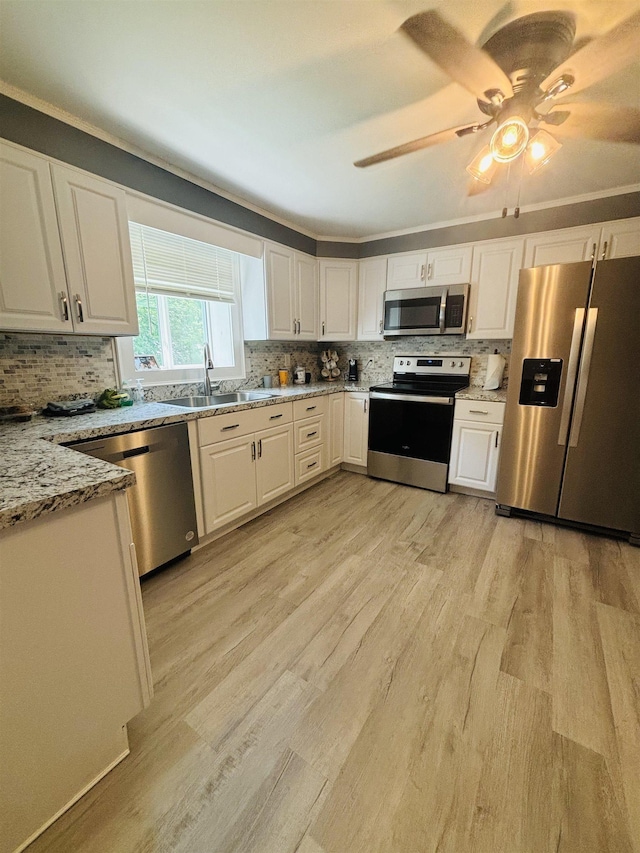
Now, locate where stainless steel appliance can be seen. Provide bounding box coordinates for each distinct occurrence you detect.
[70,422,199,574]
[368,356,470,492]
[383,284,469,336]
[497,256,640,543]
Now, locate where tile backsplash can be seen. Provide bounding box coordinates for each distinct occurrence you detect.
[0,332,510,409]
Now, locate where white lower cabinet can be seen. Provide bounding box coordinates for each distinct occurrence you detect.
[328,392,345,466]
[448,400,506,494]
[343,392,369,467]
[200,422,294,533]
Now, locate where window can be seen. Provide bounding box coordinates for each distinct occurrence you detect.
[118,222,245,383]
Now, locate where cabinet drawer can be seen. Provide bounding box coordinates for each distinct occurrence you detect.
[197,402,291,446]
[455,399,505,424]
[294,415,324,453]
[295,447,323,485]
[293,395,328,420]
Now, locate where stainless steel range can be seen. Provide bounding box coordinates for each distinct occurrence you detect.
[368,356,470,492]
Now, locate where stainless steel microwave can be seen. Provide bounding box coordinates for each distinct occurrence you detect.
[383,284,469,336]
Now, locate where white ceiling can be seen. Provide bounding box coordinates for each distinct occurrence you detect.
[1,0,639,239]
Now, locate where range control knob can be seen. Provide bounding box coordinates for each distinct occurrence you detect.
[406,360,411,366]
[399,360,404,365]
[450,360,455,367]
[458,361,464,367]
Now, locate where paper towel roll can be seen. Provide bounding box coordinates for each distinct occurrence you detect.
[483,353,506,391]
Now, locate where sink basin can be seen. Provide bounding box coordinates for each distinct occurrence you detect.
[162,391,275,409]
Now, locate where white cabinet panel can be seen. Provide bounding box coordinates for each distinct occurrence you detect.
[200,435,257,532]
[294,414,324,454]
[256,423,294,506]
[467,238,524,339]
[0,143,71,333]
[265,243,295,339]
[523,225,600,268]
[295,253,317,339]
[295,446,323,485]
[329,392,345,467]
[343,392,369,467]
[51,165,138,335]
[358,257,387,340]
[319,259,357,340]
[449,419,501,492]
[600,218,640,259]
[386,252,426,289]
[426,245,472,285]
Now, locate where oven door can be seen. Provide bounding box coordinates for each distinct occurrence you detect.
[367,391,455,492]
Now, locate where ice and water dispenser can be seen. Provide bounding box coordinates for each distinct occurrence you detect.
[518,358,563,407]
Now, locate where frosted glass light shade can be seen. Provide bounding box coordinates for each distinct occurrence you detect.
[466,145,497,184]
[490,117,529,163]
[525,129,562,174]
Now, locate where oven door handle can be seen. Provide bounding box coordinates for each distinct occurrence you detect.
[439,287,448,333]
[370,391,454,405]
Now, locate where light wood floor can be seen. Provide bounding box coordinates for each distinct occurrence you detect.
[31,471,640,853]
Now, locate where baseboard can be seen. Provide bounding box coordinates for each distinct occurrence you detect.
[449,484,496,500]
[12,732,130,853]
[340,462,368,475]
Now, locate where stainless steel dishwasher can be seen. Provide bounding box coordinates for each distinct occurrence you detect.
[70,422,198,576]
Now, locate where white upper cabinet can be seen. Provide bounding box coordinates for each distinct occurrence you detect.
[0,142,138,336]
[294,252,317,339]
[265,243,295,339]
[386,246,472,290]
[0,144,72,333]
[319,259,357,340]
[599,218,640,260]
[51,165,138,335]
[467,238,524,340]
[523,224,601,268]
[357,257,387,340]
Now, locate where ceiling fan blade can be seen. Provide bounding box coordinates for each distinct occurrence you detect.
[547,103,640,144]
[401,10,513,102]
[540,10,640,98]
[354,124,479,168]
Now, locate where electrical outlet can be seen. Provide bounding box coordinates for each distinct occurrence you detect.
[284,353,291,367]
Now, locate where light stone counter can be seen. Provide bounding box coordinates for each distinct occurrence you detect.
[455,387,508,403]
[0,383,365,530]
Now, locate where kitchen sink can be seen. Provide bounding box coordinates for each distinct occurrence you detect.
[162,391,275,408]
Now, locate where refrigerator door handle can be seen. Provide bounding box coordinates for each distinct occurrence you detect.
[568,308,598,448]
[558,308,585,446]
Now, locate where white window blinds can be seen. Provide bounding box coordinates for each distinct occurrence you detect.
[129,221,236,302]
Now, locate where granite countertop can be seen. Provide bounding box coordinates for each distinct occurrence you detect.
[0,383,362,531]
[0,380,505,531]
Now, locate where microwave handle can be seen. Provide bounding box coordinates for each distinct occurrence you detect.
[439,287,448,333]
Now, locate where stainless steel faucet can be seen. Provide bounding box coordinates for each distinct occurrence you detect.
[203,343,214,395]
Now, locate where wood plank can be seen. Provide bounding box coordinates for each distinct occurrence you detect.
[596,603,640,845]
[587,537,640,614]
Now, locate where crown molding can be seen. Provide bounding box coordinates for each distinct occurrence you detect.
[0,80,319,241]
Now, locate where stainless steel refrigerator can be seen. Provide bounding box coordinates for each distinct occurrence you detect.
[496,255,640,544]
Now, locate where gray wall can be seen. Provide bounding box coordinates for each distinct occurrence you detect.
[1,94,638,260]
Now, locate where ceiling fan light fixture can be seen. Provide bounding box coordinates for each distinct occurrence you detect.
[490,117,530,162]
[525,128,562,174]
[466,145,496,183]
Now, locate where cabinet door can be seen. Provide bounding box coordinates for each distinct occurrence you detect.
[256,423,294,506]
[358,257,387,340]
[386,252,427,289]
[329,392,345,466]
[523,225,600,268]
[343,393,369,466]
[265,243,295,339]
[425,245,472,285]
[600,218,640,260]
[0,143,71,333]
[319,259,357,340]
[448,419,501,492]
[295,253,317,340]
[51,165,138,335]
[467,238,524,339]
[200,435,257,533]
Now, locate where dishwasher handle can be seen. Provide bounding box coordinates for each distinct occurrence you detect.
[122,445,150,459]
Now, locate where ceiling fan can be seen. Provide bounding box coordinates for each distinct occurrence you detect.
[354,8,640,189]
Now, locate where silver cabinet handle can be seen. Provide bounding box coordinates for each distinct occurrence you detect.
[364,399,368,414]
[558,308,585,446]
[75,294,84,322]
[495,430,500,448]
[420,264,425,280]
[427,262,433,280]
[568,308,598,448]
[591,242,597,260]
[469,409,489,415]
[306,405,316,411]
[601,241,608,260]
[438,287,448,334]
[251,440,256,461]
[379,319,383,334]
[222,423,239,431]
[269,413,283,420]
[257,438,262,458]
[59,291,69,321]
[307,461,318,469]
[322,321,325,335]
[468,316,473,334]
